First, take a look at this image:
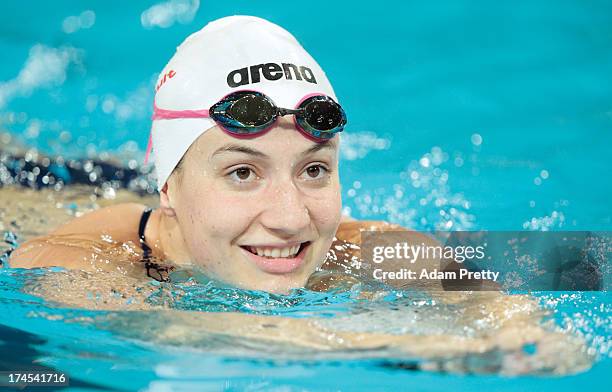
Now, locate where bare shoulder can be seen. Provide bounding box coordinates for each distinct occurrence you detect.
[314,220,440,290]
[8,203,150,270]
[51,202,149,243]
[335,220,435,246]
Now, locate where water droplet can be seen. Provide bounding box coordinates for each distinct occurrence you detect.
[471,133,482,146]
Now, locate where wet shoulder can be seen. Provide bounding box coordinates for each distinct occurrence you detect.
[334,220,412,245]
[311,220,438,290]
[51,202,150,245]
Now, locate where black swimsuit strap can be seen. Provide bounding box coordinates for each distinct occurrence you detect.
[138,207,173,282]
[138,207,154,260]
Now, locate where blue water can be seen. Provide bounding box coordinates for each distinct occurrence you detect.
[1,269,611,391]
[1,0,611,390]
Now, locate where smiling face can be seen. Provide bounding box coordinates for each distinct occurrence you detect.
[162,117,342,292]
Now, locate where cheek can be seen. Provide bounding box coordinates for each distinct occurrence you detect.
[307,181,343,231]
[176,184,258,244]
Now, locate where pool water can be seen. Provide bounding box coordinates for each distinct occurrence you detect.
[1,0,611,390]
[0,267,610,391]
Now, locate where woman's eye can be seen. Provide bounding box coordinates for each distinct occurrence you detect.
[228,167,257,182]
[302,164,329,180]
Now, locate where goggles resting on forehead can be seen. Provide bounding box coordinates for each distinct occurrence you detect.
[147,91,347,163]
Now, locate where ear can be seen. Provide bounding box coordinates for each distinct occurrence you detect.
[159,182,177,217]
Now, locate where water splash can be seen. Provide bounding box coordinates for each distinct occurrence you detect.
[0,44,82,109]
[61,10,96,34]
[348,146,475,230]
[0,146,156,193]
[538,292,612,359]
[340,131,391,161]
[0,231,19,267]
[523,210,566,230]
[141,0,200,29]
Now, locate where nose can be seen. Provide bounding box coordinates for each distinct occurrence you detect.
[260,180,311,237]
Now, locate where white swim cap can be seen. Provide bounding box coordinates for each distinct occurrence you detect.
[150,15,339,189]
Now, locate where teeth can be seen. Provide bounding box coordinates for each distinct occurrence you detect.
[249,244,302,259]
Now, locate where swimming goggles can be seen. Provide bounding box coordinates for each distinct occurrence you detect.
[147,91,347,164]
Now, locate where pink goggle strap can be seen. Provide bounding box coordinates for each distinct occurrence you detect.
[144,93,333,164]
[145,102,211,164]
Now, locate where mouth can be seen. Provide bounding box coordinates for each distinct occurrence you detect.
[239,242,311,274]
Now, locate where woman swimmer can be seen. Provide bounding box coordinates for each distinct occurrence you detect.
[8,16,426,293]
[5,17,592,373]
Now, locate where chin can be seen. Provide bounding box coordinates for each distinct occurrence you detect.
[229,269,312,294]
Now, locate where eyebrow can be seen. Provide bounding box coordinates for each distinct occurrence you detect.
[211,140,338,160]
[299,140,338,158]
[211,144,268,159]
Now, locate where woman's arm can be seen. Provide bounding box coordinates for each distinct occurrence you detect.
[333,220,501,292]
[8,203,148,271]
[110,305,589,375]
[332,220,446,290]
